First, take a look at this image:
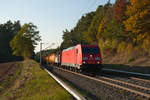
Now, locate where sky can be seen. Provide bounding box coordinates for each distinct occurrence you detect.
[0,0,115,52]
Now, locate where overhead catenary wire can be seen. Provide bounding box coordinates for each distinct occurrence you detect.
[43,43,55,50]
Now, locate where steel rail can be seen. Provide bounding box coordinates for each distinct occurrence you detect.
[45,69,87,100]
[131,77,150,83]
[55,67,150,99]
[103,68,150,77]
[100,76,150,92]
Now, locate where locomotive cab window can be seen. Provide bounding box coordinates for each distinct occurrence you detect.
[82,47,99,54]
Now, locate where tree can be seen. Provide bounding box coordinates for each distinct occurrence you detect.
[83,2,113,45]
[97,6,114,40]
[72,12,95,44]
[60,12,95,49]
[83,5,105,45]
[123,0,150,44]
[0,20,21,62]
[10,23,41,59]
[60,29,73,50]
[114,0,128,23]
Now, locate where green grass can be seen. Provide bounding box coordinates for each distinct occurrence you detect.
[1,60,73,100]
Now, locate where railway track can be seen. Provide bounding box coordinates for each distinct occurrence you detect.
[48,65,150,100]
[96,76,150,95]
[102,75,150,88]
[131,77,150,83]
[45,69,86,100]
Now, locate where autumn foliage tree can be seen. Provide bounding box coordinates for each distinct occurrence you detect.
[124,0,150,44]
[114,0,128,23]
[60,12,95,50]
[58,0,150,60]
[123,0,150,55]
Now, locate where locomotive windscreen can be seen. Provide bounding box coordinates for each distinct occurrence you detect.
[82,47,100,54]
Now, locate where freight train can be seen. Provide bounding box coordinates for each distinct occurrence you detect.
[45,44,102,74]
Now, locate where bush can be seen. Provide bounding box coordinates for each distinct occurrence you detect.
[104,40,112,49]
[126,43,133,55]
[117,41,127,53]
[127,57,135,63]
[112,39,118,49]
[142,36,150,57]
[128,46,143,62]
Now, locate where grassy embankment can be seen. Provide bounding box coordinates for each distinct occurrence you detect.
[0,60,73,100]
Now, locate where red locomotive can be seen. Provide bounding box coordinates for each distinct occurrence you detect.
[45,44,102,73]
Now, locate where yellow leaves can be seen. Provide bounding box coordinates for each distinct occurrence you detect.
[126,0,140,15]
[137,34,146,42]
[142,36,150,56]
[98,0,150,57]
[132,33,148,43]
[117,41,127,53]
[133,38,137,43]
[142,36,150,50]
[139,10,148,18]
[124,0,150,46]
[126,43,133,55]
[104,40,111,47]
[123,16,137,32]
[98,20,105,35]
[130,0,137,5]
[125,0,150,19]
[98,39,118,54]
[98,16,107,36]
[112,40,118,49]
[99,39,112,50]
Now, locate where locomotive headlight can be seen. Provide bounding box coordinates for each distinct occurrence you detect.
[83,61,86,64]
[97,61,100,64]
[95,57,100,60]
[82,57,88,60]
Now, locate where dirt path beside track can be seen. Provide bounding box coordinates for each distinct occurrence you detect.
[0,62,16,80]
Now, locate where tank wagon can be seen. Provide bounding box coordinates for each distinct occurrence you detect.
[45,44,102,73]
[45,53,56,65]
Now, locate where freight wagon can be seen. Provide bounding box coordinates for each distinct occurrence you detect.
[45,53,56,65]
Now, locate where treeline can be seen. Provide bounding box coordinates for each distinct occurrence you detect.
[0,21,22,62]
[0,20,40,63]
[60,0,150,60]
